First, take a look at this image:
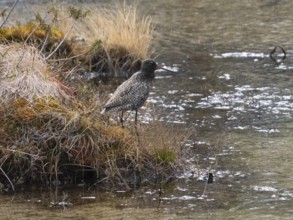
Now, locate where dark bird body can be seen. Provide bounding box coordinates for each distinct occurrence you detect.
[101,59,158,125]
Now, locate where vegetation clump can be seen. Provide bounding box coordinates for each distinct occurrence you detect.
[72,3,154,78]
[0,44,71,103]
[0,42,188,191]
[0,23,73,59]
[0,23,63,42]
[0,3,154,78]
[0,5,186,190]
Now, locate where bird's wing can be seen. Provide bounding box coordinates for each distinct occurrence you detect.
[104,80,149,110]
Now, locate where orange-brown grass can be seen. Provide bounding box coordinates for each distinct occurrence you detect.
[0,96,189,189]
[0,94,190,189]
[0,105,189,190]
[0,99,138,187]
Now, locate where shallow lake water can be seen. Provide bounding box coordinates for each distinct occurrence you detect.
[1,0,293,219]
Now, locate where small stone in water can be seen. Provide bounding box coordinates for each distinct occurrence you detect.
[208,173,214,184]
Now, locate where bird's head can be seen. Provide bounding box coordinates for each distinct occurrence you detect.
[141,59,158,74]
[141,59,177,76]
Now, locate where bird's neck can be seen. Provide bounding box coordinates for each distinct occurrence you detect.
[140,71,155,80]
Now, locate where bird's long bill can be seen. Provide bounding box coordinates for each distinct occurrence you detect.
[156,64,176,73]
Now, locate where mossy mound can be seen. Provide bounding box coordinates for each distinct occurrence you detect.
[0,23,63,42]
[0,98,180,190]
[0,23,72,59]
[0,43,185,191]
[0,97,138,187]
[0,4,189,192]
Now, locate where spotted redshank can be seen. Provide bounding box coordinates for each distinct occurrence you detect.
[101,59,173,125]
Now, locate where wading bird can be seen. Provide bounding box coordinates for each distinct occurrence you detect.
[101,59,173,126]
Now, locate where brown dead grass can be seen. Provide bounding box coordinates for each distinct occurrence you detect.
[73,3,153,59]
[0,44,71,103]
[71,3,153,76]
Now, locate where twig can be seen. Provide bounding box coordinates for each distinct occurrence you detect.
[0,0,19,28]
[45,20,76,60]
[1,148,38,159]
[49,49,90,62]
[39,30,50,53]
[0,167,15,192]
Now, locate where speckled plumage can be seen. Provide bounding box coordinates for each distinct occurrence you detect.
[101,59,158,124]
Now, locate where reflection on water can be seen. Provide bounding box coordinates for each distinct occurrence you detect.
[1,0,293,219]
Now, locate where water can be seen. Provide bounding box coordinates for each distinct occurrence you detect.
[1,0,293,219]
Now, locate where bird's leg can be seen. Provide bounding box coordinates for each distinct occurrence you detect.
[134,109,140,140]
[135,109,138,125]
[120,111,124,128]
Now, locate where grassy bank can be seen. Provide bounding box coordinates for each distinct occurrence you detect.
[0,3,190,192]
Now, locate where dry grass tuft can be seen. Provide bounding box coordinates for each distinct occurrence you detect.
[140,121,192,164]
[0,44,71,103]
[92,3,152,58]
[72,3,153,76]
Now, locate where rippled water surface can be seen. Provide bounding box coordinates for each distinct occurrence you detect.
[1,0,293,219]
